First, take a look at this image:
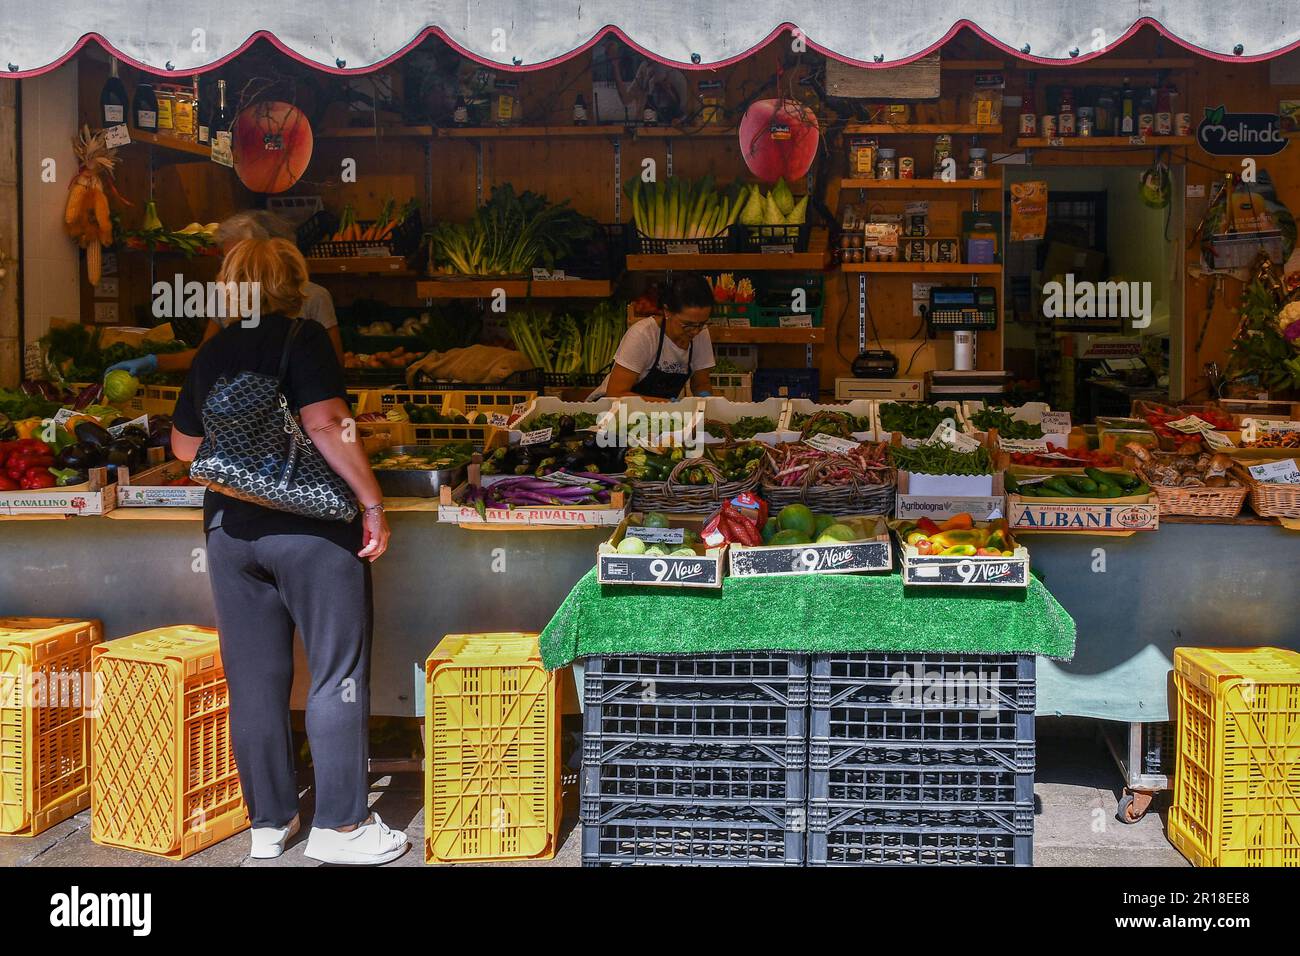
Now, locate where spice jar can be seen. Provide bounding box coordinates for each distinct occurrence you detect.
[876,148,897,180]
[968,148,988,180]
[932,134,953,179]
[899,156,915,179]
[1077,106,1095,137]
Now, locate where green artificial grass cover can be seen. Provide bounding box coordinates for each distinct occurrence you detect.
[541,569,1076,669]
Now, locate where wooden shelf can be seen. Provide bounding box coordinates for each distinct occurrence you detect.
[843,124,1002,135]
[840,178,1002,190]
[634,126,737,139]
[123,129,211,162]
[840,262,1002,275]
[308,257,414,276]
[1016,136,1195,148]
[626,230,829,272]
[436,125,628,139]
[708,326,825,344]
[415,278,613,298]
[316,126,434,139]
[939,60,1007,71]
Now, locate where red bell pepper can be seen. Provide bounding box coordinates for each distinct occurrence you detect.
[0,476,17,491]
[20,471,56,490]
[916,516,941,536]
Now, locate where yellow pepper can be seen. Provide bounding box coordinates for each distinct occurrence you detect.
[14,417,44,440]
[939,544,977,557]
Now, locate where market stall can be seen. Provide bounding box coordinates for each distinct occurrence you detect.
[3,7,1300,869]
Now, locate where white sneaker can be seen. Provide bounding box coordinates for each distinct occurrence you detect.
[303,811,409,865]
[249,814,300,860]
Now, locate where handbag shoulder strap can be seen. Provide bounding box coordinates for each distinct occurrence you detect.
[276,319,303,389]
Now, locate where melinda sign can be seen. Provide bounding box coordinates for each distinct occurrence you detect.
[1196,106,1287,156]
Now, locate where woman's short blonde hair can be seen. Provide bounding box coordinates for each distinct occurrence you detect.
[217,237,307,318]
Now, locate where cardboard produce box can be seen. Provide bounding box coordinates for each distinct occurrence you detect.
[597,514,724,587]
[728,514,892,578]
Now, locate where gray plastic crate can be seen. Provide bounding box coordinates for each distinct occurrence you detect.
[581,653,810,866]
[812,652,1035,747]
[810,745,1033,805]
[583,653,809,746]
[582,797,805,866]
[809,652,1036,866]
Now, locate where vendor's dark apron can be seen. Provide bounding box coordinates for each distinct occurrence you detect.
[631,319,693,400]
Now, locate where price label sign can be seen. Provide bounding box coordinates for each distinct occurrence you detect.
[521,427,553,446]
[1040,410,1072,434]
[623,526,686,544]
[107,414,149,438]
[511,401,531,421]
[804,433,861,455]
[103,124,132,148]
[1242,418,1300,443]
[778,314,813,328]
[1166,415,1215,435]
[1248,458,1300,485]
[927,419,981,452]
[488,413,511,428]
[537,471,595,487]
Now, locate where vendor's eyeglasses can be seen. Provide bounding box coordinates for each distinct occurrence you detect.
[677,319,710,333]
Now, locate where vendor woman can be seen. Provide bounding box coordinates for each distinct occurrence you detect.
[590,274,715,401]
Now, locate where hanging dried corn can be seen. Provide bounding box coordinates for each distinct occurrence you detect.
[64,125,123,285]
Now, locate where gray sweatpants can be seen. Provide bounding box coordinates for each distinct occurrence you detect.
[206,526,372,829]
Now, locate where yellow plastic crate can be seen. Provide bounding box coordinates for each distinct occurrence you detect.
[0,617,101,836]
[90,626,248,859]
[424,633,560,864]
[1169,646,1300,867]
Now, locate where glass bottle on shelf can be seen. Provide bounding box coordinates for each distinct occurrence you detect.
[100,58,128,128]
[132,81,159,132]
[573,94,588,126]
[196,78,210,146]
[1118,79,1135,136]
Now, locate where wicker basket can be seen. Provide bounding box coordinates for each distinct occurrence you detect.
[760,452,895,514]
[1148,483,1249,518]
[631,456,761,514]
[1233,463,1300,518]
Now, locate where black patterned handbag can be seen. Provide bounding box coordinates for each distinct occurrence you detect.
[189,321,359,522]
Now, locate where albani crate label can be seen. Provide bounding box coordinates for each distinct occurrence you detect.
[597,553,719,587]
[1007,498,1159,531]
[729,540,891,577]
[903,554,1029,588]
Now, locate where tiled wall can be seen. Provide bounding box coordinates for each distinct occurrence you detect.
[20,63,80,348]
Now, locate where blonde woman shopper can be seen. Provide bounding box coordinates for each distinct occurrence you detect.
[169,237,407,865]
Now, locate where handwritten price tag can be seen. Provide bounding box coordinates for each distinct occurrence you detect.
[103,124,132,148]
[488,413,511,428]
[1040,410,1072,434]
[521,427,553,446]
[1166,415,1215,435]
[927,419,981,452]
[624,526,686,544]
[1248,458,1300,484]
[804,433,861,454]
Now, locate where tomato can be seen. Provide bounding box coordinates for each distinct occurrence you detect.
[0,476,16,491]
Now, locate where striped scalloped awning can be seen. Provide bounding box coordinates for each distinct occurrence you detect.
[1,0,1298,76]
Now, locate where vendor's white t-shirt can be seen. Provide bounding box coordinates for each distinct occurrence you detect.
[590,317,714,399]
[213,281,338,329]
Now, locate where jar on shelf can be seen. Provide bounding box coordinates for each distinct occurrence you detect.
[1077,107,1095,137]
[899,156,915,179]
[968,148,988,180]
[932,134,953,179]
[876,148,897,180]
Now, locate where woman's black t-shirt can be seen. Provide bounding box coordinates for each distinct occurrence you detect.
[172,313,361,545]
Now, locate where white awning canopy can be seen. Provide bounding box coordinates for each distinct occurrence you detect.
[1,1,1297,76]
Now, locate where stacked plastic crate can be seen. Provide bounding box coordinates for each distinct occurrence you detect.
[808,652,1036,866]
[581,653,808,866]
